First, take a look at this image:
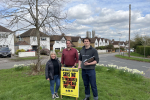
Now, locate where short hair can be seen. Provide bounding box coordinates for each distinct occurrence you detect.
[66,40,72,44]
[49,51,57,59]
[82,37,91,43]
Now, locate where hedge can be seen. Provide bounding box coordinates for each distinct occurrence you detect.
[73,47,82,52]
[136,46,150,56]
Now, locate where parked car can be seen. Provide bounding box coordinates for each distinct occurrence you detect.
[127,49,134,52]
[0,47,11,57]
[40,49,50,56]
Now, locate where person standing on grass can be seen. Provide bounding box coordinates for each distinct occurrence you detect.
[78,37,99,100]
[45,51,61,99]
[61,40,79,68]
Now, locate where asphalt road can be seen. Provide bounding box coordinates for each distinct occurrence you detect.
[0,53,150,78]
[99,53,150,78]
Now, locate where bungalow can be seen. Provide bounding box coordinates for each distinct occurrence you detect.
[0,25,15,54]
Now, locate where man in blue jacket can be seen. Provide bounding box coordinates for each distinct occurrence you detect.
[78,37,99,100]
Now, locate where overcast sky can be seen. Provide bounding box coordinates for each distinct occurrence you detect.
[1,0,150,42]
[63,0,150,41]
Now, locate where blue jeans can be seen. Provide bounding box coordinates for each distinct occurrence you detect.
[50,75,60,95]
[82,69,98,100]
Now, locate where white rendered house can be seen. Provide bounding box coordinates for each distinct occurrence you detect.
[0,25,15,54]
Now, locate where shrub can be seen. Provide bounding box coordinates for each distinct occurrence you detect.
[15,49,26,55]
[40,49,50,55]
[136,46,150,57]
[96,46,106,50]
[55,49,60,54]
[73,47,82,52]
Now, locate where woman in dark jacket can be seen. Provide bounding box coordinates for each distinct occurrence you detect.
[45,51,61,99]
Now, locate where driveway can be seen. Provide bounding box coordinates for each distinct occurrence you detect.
[99,53,150,78]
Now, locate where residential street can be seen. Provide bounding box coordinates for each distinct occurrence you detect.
[99,53,150,78]
[0,53,150,78]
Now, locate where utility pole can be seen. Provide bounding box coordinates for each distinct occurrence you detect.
[128,4,131,57]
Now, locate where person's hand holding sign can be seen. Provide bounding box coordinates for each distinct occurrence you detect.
[47,78,50,81]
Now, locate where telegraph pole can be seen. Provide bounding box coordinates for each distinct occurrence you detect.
[128,4,131,57]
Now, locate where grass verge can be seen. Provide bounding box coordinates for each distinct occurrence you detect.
[129,52,145,58]
[0,66,150,100]
[115,55,150,63]
[10,57,42,61]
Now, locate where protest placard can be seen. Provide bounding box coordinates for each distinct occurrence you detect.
[61,67,79,100]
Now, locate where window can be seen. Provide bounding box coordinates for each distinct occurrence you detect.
[5,35,8,38]
[61,40,65,43]
[2,34,5,38]
[41,37,46,41]
[33,37,36,41]
[41,45,47,49]
[0,34,1,38]
[19,38,23,41]
[95,43,97,45]
[56,41,59,43]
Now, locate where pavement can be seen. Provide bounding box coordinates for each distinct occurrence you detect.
[0,53,150,78]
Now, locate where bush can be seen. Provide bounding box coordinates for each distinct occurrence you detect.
[55,49,60,54]
[15,49,26,55]
[73,47,82,52]
[40,49,50,55]
[96,46,106,50]
[136,46,150,57]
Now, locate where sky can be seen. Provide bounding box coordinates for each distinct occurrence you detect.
[63,0,150,41]
[1,0,150,42]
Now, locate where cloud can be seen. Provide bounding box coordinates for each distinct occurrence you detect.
[67,4,92,19]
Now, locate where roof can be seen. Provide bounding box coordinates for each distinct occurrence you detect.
[0,25,12,32]
[71,36,80,42]
[50,35,63,41]
[15,41,30,45]
[112,41,125,45]
[65,36,72,41]
[17,28,49,38]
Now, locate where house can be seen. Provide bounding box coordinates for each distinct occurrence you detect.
[71,36,84,47]
[50,33,66,51]
[0,25,15,54]
[17,28,50,51]
[112,41,126,48]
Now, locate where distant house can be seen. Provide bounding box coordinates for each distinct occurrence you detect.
[50,33,66,51]
[112,41,126,48]
[17,28,50,51]
[71,36,84,47]
[0,25,15,54]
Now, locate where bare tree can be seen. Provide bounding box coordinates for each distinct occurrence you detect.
[0,0,67,71]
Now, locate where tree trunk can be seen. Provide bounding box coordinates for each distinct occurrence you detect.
[36,0,41,71]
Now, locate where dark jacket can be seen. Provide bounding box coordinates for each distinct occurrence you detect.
[45,58,61,80]
[79,45,99,69]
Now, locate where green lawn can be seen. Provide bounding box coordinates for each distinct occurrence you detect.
[11,57,42,61]
[115,55,150,63]
[0,66,150,100]
[129,52,145,58]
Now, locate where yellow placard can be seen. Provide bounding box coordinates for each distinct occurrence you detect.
[60,67,79,98]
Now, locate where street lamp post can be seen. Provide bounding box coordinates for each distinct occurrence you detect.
[118,33,122,55]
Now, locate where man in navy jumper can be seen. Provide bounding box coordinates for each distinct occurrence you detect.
[78,37,99,100]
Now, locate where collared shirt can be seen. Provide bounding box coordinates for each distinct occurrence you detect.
[61,47,78,66]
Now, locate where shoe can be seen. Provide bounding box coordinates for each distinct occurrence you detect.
[55,93,59,98]
[83,97,90,100]
[52,94,55,99]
